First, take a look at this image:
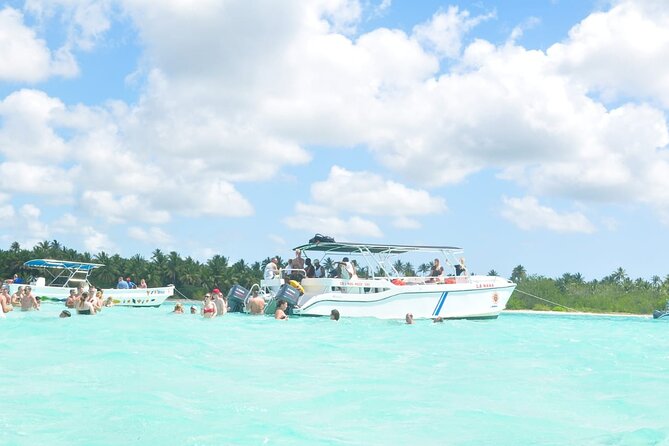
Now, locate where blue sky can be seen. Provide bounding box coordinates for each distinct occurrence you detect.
[1,0,668,281]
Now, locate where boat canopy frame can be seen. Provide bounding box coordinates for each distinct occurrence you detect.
[293,242,465,278]
[22,259,105,288]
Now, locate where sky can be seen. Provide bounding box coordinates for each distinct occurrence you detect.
[0,0,668,281]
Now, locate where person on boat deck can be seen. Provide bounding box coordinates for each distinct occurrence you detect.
[305,258,315,278]
[337,257,354,280]
[116,276,129,289]
[274,299,288,320]
[20,286,39,311]
[428,259,444,282]
[201,294,217,318]
[247,290,265,315]
[212,288,227,316]
[65,289,77,308]
[76,292,96,315]
[11,286,24,305]
[430,259,444,277]
[313,259,324,278]
[291,249,305,280]
[264,257,279,280]
[12,274,23,284]
[455,258,467,276]
[139,278,147,289]
[283,259,294,280]
[126,277,136,289]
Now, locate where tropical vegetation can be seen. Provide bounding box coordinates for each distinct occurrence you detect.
[0,241,666,313]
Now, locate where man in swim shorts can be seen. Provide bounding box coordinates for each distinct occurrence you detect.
[247,290,265,315]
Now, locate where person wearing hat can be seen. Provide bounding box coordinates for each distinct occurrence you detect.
[212,289,227,316]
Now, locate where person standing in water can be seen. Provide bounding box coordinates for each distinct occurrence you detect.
[247,290,265,315]
[274,300,288,320]
[20,286,39,311]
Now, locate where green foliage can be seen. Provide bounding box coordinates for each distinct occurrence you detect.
[507,266,669,314]
[0,240,263,297]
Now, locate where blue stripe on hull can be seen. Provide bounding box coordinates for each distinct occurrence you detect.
[432,292,448,316]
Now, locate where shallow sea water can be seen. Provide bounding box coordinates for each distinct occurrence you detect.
[2,304,669,446]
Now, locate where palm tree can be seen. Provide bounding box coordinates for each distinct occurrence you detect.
[392,260,404,276]
[10,241,20,252]
[323,257,335,275]
[652,275,661,289]
[487,269,498,276]
[510,265,527,283]
[611,267,627,285]
[418,262,431,276]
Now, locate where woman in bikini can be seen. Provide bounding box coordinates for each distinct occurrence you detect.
[201,294,217,319]
[76,292,96,315]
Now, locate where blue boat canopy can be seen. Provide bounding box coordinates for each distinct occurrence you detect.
[23,259,105,271]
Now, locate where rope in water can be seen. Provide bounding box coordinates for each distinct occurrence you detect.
[515,288,579,313]
[173,287,194,302]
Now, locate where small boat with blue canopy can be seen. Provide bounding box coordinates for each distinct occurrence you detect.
[7,259,174,307]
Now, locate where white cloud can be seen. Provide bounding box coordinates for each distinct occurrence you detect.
[0,162,74,196]
[310,166,446,217]
[0,7,77,82]
[548,0,669,107]
[500,196,596,233]
[81,191,170,224]
[412,6,494,58]
[127,226,172,245]
[82,226,114,253]
[0,89,70,162]
[285,202,383,239]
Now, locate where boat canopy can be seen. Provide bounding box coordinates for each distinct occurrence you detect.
[24,259,105,271]
[293,242,462,255]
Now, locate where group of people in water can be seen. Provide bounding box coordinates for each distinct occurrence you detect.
[170,288,293,320]
[0,283,116,318]
[0,285,40,316]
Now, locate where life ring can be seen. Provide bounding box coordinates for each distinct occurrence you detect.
[288,280,305,295]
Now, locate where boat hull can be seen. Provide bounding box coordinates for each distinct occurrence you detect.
[267,276,516,320]
[7,283,174,307]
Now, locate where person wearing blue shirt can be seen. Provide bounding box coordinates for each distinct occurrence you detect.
[116,276,129,289]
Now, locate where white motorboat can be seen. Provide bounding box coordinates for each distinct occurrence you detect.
[238,241,516,320]
[7,259,174,307]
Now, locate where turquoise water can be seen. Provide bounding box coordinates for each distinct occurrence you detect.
[2,305,668,446]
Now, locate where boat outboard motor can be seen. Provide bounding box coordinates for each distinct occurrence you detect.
[273,283,301,314]
[227,284,249,313]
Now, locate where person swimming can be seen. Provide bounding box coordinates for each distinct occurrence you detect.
[330,309,340,321]
[275,299,288,320]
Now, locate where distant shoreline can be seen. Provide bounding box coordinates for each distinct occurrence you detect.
[504,309,649,318]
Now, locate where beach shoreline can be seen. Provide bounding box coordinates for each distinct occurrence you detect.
[504,309,649,318]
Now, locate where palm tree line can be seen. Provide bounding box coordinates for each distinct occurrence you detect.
[1,241,667,312]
